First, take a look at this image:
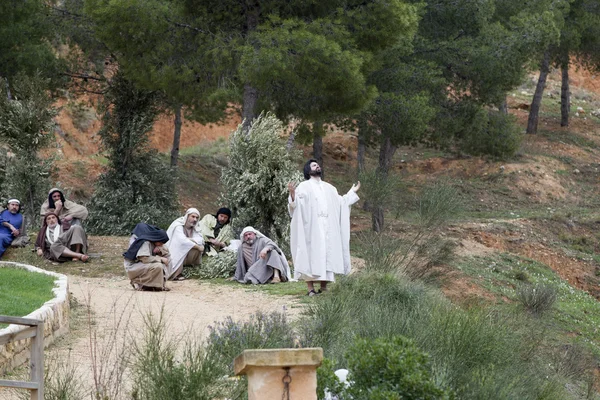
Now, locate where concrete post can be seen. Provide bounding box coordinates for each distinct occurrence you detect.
[234,348,323,400]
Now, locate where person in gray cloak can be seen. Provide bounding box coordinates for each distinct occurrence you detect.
[234,226,291,284]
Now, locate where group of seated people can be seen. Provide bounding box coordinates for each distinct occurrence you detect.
[2,190,290,292]
[124,207,290,291]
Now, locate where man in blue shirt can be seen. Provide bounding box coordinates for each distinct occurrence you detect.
[0,199,24,259]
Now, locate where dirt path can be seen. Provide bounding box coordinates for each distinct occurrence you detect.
[1,275,303,399]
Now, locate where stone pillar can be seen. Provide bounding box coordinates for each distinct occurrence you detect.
[234,348,323,400]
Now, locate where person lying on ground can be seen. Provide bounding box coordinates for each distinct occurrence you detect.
[0,199,23,259]
[166,208,204,281]
[234,226,291,284]
[123,222,171,291]
[199,207,233,256]
[35,212,89,262]
[40,188,89,225]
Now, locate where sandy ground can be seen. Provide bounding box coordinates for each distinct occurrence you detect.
[1,275,303,399]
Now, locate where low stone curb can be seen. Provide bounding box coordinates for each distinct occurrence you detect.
[0,261,69,375]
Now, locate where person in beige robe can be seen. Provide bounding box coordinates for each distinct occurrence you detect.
[123,222,171,291]
[40,188,88,225]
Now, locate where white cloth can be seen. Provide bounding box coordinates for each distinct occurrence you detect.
[289,178,359,281]
[239,226,265,241]
[166,208,204,276]
[46,225,62,245]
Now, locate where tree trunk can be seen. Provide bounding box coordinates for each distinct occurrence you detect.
[357,121,367,173]
[3,77,11,100]
[499,97,508,115]
[241,0,260,133]
[170,104,182,167]
[561,54,570,127]
[372,136,397,232]
[526,50,550,135]
[241,84,259,132]
[312,122,324,175]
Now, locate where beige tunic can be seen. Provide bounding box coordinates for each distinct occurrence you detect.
[39,225,88,262]
[124,239,168,289]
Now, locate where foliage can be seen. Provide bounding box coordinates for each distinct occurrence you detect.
[220,113,301,249]
[516,282,558,316]
[0,73,56,226]
[86,75,178,234]
[460,111,524,159]
[43,352,85,400]
[183,252,237,279]
[321,336,451,400]
[130,311,232,400]
[66,100,97,132]
[299,272,570,399]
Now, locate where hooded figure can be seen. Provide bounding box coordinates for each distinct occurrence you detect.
[234,226,291,284]
[166,208,205,280]
[199,207,234,256]
[35,212,88,262]
[40,188,88,225]
[123,223,171,291]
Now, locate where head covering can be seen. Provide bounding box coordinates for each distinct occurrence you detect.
[7,199,20,205]
[35,212,69,251]
[124,222,169,260]
[166,208,202,239]
[216,207,232,222]
[239,226,266,241]
[47,188,66,209]
[303,159,321,180]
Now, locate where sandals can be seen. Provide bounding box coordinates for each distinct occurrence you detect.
[79,254,89,263]
[135,285,171,292]
[307,289,318,297]
[173,275,186,281]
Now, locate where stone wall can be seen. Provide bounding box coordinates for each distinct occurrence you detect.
[0,262,69,375]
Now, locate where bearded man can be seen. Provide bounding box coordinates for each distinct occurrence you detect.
[0,199,24,258]
[199,207,234,256]
[40,188,88,225]
[288,159,360,296]
[35,212,89,262]
[166,208,205,280]
[123,222,171,291]
[234,226,290,284]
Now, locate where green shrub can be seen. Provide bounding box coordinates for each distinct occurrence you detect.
[86,75,178,234]
[183,251,237,279]
[322,336,451,400]
[220,112,302,252]
[66,100,96,132]
[461,111,523,159]
[516,283,557,316]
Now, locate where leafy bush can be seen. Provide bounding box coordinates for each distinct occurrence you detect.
[516,282,557,316]
[300,273,569,399]
[183,251,237,279]
[220,112,302,251]
[461,111,523,159]
[86,75,178,234]
[66,100,96,132]
[0,73,56,227]
[321,336,452,400]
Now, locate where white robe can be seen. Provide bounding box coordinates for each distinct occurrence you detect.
[166,219,204,278]
[289,178,359,281]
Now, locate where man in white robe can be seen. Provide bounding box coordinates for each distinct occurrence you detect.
[288,159,360,296]
[166,208,205,280]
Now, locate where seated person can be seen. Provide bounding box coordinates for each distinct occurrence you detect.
[35,212,89,262]
[123,223,171,291]
[199,207,233,256]
[0,199,23,259]
[234,226,291,284]
[166,208,204,280]
[40,188,88,225]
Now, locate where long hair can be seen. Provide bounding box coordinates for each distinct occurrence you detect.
[48,190,66,209]
[303,159,322,180]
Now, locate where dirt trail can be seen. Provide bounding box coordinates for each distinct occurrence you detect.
[1,275,302,399]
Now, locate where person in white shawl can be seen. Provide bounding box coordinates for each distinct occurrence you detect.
[288,159,360,296]
[234,226,291,284]
[166,208,205,280]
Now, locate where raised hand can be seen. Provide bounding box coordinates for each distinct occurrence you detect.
[351,181,361,193]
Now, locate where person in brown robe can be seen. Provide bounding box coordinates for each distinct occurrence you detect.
[35,212,89,262]
[123,223,171,291]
